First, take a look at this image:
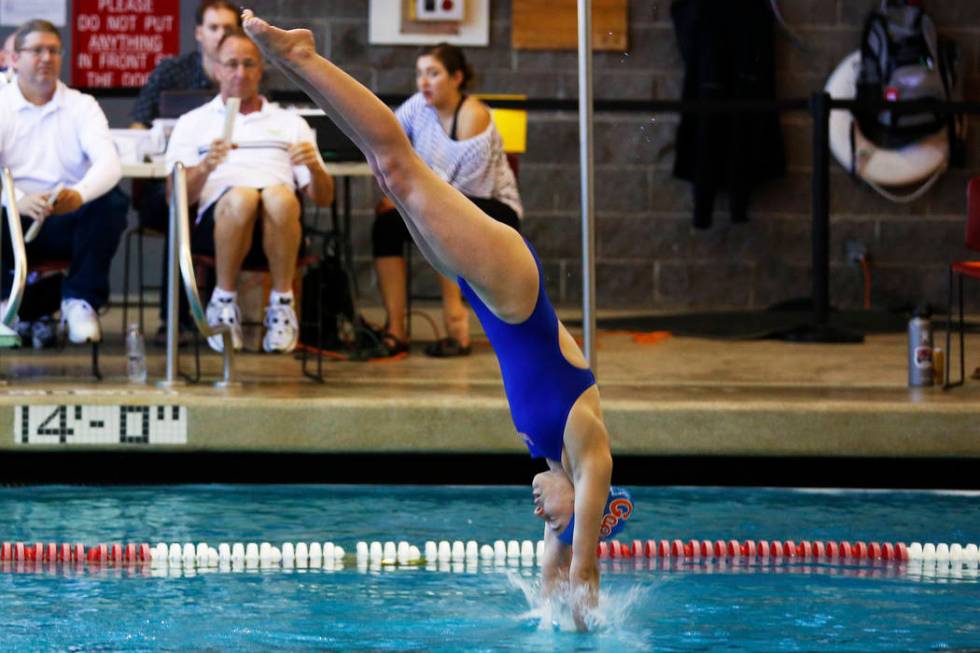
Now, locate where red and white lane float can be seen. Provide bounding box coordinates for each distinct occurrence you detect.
[1,538,977,574]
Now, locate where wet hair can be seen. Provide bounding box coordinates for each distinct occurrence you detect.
[13,19,60,52]
[417,43,474,90]
[217,29,259,57]
[195,0,242,27]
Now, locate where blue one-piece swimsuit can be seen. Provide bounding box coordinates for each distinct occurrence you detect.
[458,240,596,462]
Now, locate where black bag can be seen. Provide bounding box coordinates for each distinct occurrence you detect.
[299,232,384,358]
[855,0,953,149]
[300,232,355,351]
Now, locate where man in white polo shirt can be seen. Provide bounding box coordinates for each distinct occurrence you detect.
[166,30,334,353]
[0,33,15,84]
[0,20,127,344]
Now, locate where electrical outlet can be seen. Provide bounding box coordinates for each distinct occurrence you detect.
[844,239,868,264]
[416,0,464,21]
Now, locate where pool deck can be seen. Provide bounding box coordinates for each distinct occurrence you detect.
[2,306,979,476]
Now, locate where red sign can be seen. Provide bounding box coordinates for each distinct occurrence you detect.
[72,0,180,88]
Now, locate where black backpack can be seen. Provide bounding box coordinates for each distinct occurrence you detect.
[299,231,385,359]
[855,0,956,149]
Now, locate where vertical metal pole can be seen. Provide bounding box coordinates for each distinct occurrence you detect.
[157,168,181,387]
[810,91,831,327]
[577,0,597,372]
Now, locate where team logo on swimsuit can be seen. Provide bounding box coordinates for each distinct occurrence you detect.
[598,487,634,539]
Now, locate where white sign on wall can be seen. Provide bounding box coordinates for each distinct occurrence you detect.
[369,0,489,46]
[1,0,66,27]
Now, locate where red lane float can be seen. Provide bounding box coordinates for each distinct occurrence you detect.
[589,537,929,566]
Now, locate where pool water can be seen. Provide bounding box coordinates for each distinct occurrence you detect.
[0,485,978,652]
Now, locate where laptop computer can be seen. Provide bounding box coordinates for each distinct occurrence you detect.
[158,90,215,119]
[294,109,364,162]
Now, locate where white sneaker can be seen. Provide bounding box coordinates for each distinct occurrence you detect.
[262,299,299,353]
[206,297,243,353]
[60,299,101,344]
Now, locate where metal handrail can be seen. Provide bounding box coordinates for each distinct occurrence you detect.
[165,162,238,387]
[0,168,29,332]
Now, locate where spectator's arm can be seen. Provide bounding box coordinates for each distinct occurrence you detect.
[291,119,333,207]
[165,115,211,206]
[73,97,122,205]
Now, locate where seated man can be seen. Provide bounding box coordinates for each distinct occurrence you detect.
[129,0,240,342]
[0,33,15,84]
[165,29,334,353]
[0,20,127,344]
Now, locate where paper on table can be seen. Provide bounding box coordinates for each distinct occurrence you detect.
[25,182,64,243]
[222,97,241,144]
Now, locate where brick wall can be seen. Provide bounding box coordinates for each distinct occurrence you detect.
[255,0,980,311]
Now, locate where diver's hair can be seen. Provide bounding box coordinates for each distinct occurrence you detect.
[13,19,60,52]
[417,42,474,90]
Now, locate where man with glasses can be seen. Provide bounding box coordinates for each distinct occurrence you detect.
[165,30,334,353]
[0,19,127,344]
[0,33,15,84]
[130,0,240,128]
[129,0,240,344]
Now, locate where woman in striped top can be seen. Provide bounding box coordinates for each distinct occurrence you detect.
[371,44,523,358]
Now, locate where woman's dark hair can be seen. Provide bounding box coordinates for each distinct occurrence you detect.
[417,43,474,90]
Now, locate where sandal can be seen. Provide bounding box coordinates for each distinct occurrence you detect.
[378,332,409,357]
[424,337,471,358]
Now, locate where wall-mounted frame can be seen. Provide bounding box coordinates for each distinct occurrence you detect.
[369,0,490,46]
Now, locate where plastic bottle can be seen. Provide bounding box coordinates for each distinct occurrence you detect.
[126,323,147,383]
[908,305,933,387]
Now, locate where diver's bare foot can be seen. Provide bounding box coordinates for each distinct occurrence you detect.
[241,9,316,63]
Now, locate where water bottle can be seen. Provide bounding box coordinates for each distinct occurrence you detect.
[126,323,147,384]
[908,305,933,387]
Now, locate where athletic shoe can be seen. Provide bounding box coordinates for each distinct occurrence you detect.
[205,297,243,353]
[31,316,58,349]
[1,300,27,344]
[262,299,298,353]
[60,298,101,344]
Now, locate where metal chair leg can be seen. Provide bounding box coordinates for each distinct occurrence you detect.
[959,274,966,385]
[405,244,413,339]
[91,341,102,381]
[302,262,325,383]
[137,226,145,332]
[121,228,134,334]
[945,266,954,389]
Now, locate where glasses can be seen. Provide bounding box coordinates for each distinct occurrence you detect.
[17,46,63,57]
[219,59,260,72]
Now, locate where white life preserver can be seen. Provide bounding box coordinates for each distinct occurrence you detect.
[826,50,947,201]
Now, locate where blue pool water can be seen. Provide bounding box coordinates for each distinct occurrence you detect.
[0,485,978,652]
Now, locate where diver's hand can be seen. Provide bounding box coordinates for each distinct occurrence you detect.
[569,558,599,631]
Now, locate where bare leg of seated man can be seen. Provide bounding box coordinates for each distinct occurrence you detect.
[259,184,302,353]
[204,184,302,353]
[205,187,260,352]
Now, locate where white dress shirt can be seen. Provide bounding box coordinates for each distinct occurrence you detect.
[0,80,121,207]
[165,95,315,219]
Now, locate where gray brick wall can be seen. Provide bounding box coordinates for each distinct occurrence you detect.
[259,0,980,311]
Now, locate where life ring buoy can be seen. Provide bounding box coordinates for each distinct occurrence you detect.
[826,50,947,189]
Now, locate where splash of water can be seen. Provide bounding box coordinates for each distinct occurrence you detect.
[506,571,652,637]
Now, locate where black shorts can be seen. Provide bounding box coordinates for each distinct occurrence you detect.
[372,196,520,258]
[191,197,303,267]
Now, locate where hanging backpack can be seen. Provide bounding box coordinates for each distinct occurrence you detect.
[854,0,952,150]
[299,231,386,359]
